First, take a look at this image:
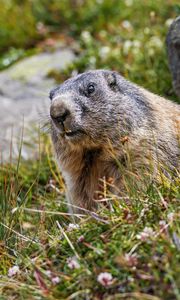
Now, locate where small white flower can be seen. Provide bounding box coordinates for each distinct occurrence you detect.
[2,58,10,66]
[133,40,141,48]
[165,18,174,27]
[52,276,60,285]
[125,0,133,6]
[89,56,96,67]
[99,46,111,59]
[67,256,80,269]
[132,48,140,56]
[128,276,135,282]
[143,227,154,235]
[36,22,47,35]
[8,265,20,277]
[159,220,166,226]
[136,227,154,241]
[144,27,150,35]
[122,20,132,30]
[123,40,133,55]
[67,223,80,231]
[45,270,51,278]
[149,36,163,48]
[99,30,107,38]
[167,212,174,222]
[97,272,113,287]
[148,48,155,57]
[81,31,92,43]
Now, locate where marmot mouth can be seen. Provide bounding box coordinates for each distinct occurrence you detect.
[65,129,85,138]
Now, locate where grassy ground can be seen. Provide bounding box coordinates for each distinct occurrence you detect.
[0,1,180,299]
[0,136,180,300]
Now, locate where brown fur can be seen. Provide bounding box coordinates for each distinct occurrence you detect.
[50,70,180,211]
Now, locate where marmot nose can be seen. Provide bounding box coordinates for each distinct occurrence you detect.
[50,106,70,124]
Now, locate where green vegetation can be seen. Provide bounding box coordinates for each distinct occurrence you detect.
[0,0,180,299]
[0,136,180,299]
[0,0,180,100]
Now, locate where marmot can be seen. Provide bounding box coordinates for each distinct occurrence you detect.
[49,70,180,211]
[166,16,180,98]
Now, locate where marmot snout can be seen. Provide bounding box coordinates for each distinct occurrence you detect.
[50,71,121,146]
[50,70,180,211]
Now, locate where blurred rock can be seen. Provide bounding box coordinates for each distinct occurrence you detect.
[0,48,75,161]
[166,16,180,98]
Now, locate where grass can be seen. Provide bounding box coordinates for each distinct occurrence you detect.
[0,0,180,299]
[0,134,179,300]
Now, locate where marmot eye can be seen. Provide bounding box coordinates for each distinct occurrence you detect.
[87,84,95,95]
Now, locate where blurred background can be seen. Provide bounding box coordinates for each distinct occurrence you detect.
[0,0,180,95]
[0,0,180,159]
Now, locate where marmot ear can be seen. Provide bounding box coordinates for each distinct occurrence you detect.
[104,71,117,90]
[49,89,54,100]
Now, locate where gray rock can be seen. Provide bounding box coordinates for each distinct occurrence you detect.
[166,16,180,98]
[0,48,75,161]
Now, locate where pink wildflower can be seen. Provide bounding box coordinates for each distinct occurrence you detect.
[8,265,20,277]
[77,235,85,243]
[67,256,80,269]
[97,272,113,287]
[136,227,154,241]
[124,253,138,267]
[52,276,60,285]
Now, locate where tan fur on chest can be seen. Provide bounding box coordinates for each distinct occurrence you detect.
[50,70,180,212]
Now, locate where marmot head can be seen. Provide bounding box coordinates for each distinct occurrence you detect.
[49,70,150,148]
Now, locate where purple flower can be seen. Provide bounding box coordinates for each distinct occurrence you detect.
[52,276,60,285]
[8,265,20,277]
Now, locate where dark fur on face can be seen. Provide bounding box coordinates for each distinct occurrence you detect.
[49,70,180,211]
